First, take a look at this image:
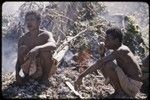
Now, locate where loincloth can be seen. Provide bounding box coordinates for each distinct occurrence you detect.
[115,66,143,97]
[21,56,42,79]
[21,54,58,79]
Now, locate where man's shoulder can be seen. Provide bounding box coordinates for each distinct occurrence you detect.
[117,44,130,54]
[40,29,53,36]
[19,32,29,41]
[39,29,53,38]
[18,32,29,45]
[118,44,130,51]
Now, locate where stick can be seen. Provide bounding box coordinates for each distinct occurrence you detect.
[65,81,84,99]
[55,24,96,54]
[52,24,104,67]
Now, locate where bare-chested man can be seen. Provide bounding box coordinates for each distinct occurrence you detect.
[15,11,56,85]
[74,27,143,98]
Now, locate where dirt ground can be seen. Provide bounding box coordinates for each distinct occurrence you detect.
[2,67,147,99]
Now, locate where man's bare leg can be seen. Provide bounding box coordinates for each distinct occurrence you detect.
[38,51,56,85]
[48,58,57,77]
[17,45,30,84]
[100,62,126,96]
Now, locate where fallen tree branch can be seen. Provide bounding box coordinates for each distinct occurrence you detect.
[65,81,84,99]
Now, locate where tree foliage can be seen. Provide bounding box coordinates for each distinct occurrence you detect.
[123,16,148,58]
[2,2,149,59]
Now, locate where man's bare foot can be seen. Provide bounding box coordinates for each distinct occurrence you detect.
[38,78,51,87]
[15,75,24,86]
[15,75,30,86]
[108,90,128,98]
[22,75,30,83]
[15,80,23,86]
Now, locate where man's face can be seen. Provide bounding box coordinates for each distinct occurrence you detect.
[25,14,40,31]
[104,34,116,49]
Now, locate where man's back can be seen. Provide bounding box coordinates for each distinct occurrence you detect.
[115,44,142,81]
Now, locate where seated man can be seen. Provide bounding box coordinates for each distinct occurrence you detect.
[74,27,143,98]
[15,11,57,85]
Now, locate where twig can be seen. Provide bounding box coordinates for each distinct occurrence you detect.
[65,81,84,99]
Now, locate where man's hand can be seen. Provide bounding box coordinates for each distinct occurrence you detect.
[74,77,83,90]
[25,47,39,60]
[99,42,106,57]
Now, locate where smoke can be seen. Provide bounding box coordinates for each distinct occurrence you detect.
[103,2,149,29]
[2,2,149,74]
[2,38,17,74]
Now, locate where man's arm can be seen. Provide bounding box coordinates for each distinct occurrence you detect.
[16,46,27,76]
[36,41,56,52]
[15,59,21,77]
[15,38,23,76]
[26,32,56,59]
[75,51,116,90]
[15,37,26,83]
[34,32,56,53]
[80,51,116,78]
[15,50,26,84]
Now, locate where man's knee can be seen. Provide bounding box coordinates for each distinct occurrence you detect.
[104,61,117,71]
[103,62,121,88]
[39,51,52,60]
[38,51,54,71]
[100,61,116,78]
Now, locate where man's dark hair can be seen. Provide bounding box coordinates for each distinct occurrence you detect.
[25,11,41,22]
[106,27,123,43]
